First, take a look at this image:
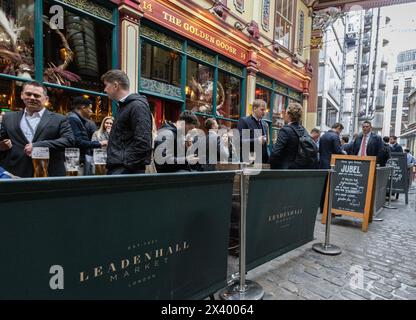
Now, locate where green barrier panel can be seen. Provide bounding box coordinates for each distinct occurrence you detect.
[0,172,235,299]
[246,170,327,271]
[374,167,390,214]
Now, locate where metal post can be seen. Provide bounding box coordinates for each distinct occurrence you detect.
[312,166,342,255]
[219,164,264,300]
[383,166,397,209]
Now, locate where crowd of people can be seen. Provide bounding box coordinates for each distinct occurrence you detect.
[0,69,415,179]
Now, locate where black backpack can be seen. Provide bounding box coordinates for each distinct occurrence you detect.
[382,143,391,166]
[289,125,319,169]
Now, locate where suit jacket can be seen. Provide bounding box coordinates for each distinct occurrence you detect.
[237,115,270,163]
[390,143,403,153]
[319,130,343,169]
[0,109,74,177]
[350,132,384,164]
[269,122,305,169]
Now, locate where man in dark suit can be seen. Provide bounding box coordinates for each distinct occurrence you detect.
[0,81,74,177]
[350,120,384,165]
[237,99,270,164]
[319,123,344,169]
[389,135,403,153]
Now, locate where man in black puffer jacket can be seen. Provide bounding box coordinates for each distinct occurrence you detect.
[101,70,152,175]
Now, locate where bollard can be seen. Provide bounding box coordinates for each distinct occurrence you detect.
[383,166,397,210]
[312,165,342,256]
[219,163,264,300]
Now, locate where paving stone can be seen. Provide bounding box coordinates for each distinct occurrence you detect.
[384,279,402,289]
[345,288,374,300]
[340,290,366,300]
[298,288,324,300]
[278,280,299,295]
[396,276,416,287]
[393,289,415,300]
[372,282,395,293]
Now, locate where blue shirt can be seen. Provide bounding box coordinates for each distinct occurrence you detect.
[0,166,12,179]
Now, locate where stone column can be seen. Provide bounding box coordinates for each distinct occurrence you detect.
[245,50,259,115]
[306,29,323,130]
[119,1,143,93]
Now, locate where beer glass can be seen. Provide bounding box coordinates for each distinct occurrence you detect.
[65,148,80,176]
[32,147,50,178]
[93,149,107,175]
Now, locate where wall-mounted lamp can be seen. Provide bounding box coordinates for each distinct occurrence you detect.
[263,39,280,54]
[234,21,247,31]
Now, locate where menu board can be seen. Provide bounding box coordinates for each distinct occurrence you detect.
[332,159,370,213]
[386,152,408,192]
[323,155,377,232]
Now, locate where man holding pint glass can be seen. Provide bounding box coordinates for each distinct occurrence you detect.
[0,81,74,178]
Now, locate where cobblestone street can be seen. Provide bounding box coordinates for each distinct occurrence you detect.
[226,188,416,300]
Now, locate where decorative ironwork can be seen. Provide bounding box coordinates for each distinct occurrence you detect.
[218,60,243,77]
[187,45,215,65]
[275,83,288,95]
[312,7,343,32]
[60,0,112,21]
[140,78,182,98]
[289,90,302,101]
[140,25,183,51]
[256,75,273,88]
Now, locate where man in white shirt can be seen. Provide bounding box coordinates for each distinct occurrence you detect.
[0,81,74,177]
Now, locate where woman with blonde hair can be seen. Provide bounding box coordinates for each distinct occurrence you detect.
[92,116,113,143]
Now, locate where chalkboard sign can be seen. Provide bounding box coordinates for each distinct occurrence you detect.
[323,155,377,232]
[387,152,408,192]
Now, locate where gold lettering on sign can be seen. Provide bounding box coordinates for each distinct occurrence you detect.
[159,11,239,56]
[143,1,152,13]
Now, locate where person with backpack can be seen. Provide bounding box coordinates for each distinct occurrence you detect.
[269,103,318,169]
[319,123,344,169]
[381,136,392,167]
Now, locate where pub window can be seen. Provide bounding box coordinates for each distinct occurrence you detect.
[275,0,293,50]
[141,41,181,87]
[272,93,286,129]
[43,1,113,94]
[186,59,214,115]
[0,0,35,80]
[217,71,241,120]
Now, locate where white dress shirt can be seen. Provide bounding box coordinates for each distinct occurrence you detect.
[119,93,131,103]
[20,108,46,143]
[358,133,369,156]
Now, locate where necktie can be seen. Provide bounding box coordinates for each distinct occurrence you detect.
[361,134,367,156]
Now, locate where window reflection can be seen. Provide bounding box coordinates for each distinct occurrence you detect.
[141,42,181,86]
[0,0,35,79]
[46,87,111,124]
[217,71,241,120]
[186,59,214,114]
[43,2,112,92]
[255,86,271,120]
[272,94,286,128]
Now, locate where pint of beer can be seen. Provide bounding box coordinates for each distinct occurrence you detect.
[93,149,107,175]
[32,147,50,178]
[65,148,80,176]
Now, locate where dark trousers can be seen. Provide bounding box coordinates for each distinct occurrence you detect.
[107,166,146,175]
